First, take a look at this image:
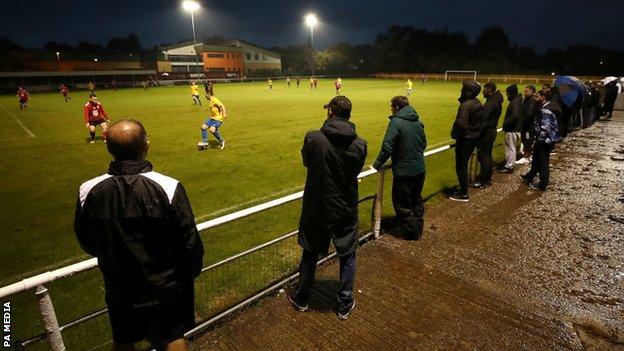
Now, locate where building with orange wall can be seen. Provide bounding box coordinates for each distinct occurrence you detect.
[196,45,245,78]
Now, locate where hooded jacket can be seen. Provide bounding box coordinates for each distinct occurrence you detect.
[503,87,524,132]
[451,81,483,140]
[298,117,367,256]
[481,91,504,133]
[535,102,561,144]
[74,160,204,308]
[522,95,540,134]
[372,105,427,177]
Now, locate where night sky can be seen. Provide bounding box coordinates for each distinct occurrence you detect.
[1,0,622,51]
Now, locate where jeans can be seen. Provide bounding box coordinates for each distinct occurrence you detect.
[455,138,477,195]
[504,132,520,169]
[295,250,356,308]
[392,173,426,239]
[477,129,497,184]
[525,141,553,190]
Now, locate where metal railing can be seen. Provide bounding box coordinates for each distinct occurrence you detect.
[370,72,605,84]
[0,131,504,350]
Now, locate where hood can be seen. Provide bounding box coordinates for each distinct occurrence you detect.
[321,117,358,147]
[459,81,481,103]
[391,105,420,121]
[108,160,153,176]
[506,85,519,100]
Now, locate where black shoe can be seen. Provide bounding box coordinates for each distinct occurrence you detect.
[449,192,469,202]
[528,182,545,191]
[518,174,531,184]
[288,293,309,312]
[470,181,491,189]
[497,167,514,174]
[338,300,355,320]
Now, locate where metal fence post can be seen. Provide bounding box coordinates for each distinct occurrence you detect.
[372,169,385,239]
[35,285,65,351]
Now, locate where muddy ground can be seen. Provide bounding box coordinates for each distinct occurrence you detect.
[193,112,624,351]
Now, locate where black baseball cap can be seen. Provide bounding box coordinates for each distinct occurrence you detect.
[323,95,352,118]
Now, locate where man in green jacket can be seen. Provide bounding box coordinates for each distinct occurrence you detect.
[372,96,427,240]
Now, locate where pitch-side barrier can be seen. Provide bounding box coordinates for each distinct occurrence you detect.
[0,130,502,350]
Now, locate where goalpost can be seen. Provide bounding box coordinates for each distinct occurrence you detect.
[444,70,477,82]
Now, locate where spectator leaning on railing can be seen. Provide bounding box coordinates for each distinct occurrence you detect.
[372,96,427,240]
[290,96,367,320]
[449,80,483,202]
[74,119,204,351]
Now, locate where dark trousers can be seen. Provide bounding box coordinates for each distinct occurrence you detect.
[392,172,426,239]
[455,138,477,195]
[477,130,497,184]
[295,250,356,308]
[525,141,553,190]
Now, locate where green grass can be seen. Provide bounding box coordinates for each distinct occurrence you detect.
[0,79,514,347]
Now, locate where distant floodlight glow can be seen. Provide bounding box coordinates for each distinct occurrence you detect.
[182,0,200,12]
[305,14,318,27]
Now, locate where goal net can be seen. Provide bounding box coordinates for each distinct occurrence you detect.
[444,70,477,82]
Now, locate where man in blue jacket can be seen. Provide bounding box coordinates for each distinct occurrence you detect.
[373,96,427,240]
[520,90,561,191]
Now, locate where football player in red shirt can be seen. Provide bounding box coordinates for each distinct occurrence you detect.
[83,94,110,144]
[59,84,72,102]
[16,86,30,110]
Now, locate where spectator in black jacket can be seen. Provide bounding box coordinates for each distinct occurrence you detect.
[449,80,482,202]
[516,85,540,165]
[499,84,524,173]
[474,82,503,188]
[291,96,367,320]
[603,81,619,120]
[75,119,204,351]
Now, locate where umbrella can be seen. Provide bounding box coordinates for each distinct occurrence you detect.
[602,76,618,85]
[554,75,590,108]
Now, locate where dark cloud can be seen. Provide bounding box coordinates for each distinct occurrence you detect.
[0,0,622,51]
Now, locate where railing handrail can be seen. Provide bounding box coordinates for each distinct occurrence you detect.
[0,132,501,299]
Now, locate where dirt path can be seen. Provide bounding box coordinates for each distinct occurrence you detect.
[192,113,624,351]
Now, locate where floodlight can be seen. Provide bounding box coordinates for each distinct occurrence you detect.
[182,0,200,12]
[305,14,317,27]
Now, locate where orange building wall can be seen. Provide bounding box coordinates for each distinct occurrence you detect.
[202,51,245,77]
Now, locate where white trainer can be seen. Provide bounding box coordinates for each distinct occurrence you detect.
[515,157,530,165]
[220,140,225,150]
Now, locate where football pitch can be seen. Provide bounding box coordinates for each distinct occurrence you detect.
[0,78,517,347]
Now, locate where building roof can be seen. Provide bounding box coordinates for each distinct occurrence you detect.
[194,44,244,53]
[160,40,203,51]
[221,39,281,58]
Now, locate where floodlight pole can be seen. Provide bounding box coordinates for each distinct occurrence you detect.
[309,25,315,77]
[189,9,201,77]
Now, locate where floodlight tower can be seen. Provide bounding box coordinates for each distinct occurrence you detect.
[183,0,201,76]
[305,13,318,77]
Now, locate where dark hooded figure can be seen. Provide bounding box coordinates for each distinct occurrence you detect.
[291,95,367,320]
[499,84,525,173]
[474,82,503,188]
[603,81,619,119]
[449,80,483,202]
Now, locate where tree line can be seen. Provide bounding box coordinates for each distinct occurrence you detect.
[1,25,623,75]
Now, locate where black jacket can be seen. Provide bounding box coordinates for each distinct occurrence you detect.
[603,82,619,109]
[503,94,524,132]
[451,81,483,140]
[74,160,204,308]
[372,105,426,177]
[522,96,540,134]
[481,91,504,133]
[298,117,367,256]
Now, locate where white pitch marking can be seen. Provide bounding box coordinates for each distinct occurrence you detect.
[0,105,35,137]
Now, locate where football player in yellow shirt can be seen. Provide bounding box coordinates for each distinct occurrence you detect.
[198,89,227,150]
[191,82,201,105]
[406,79,413,96]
